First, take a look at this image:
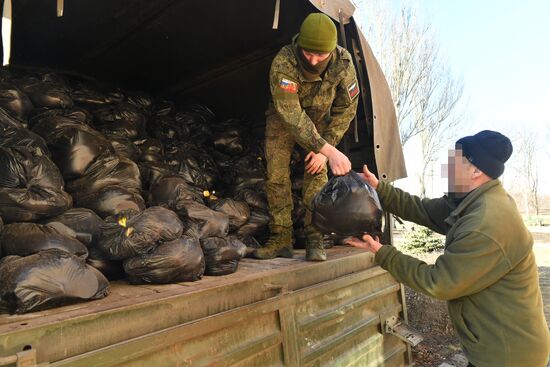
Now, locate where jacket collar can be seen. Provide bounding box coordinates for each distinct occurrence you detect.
[444,179,501,227]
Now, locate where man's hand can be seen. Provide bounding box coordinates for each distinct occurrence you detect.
[305,151,328,175]
[319,144,351,176]
[358,164,379,189]
[345,234,383,253]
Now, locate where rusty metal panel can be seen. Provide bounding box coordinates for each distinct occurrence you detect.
[295,271,407,366]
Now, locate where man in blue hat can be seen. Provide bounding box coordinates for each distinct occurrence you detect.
[347,130,550,367]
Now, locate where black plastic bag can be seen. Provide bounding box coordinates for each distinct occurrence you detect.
[200,237,247,276]
[99,207,184,260]
[44,208,105,247]
[93,103,146,140]
[75,185,145,219]
[234,188,268,210]
[0,125,50,157]
[0,82,33,119]
[16,76,73,109]
[0,249,109,314]
[312,171,383,237]
[211,120,247,156]
[134,138,164,163]
[0,147,72,223]
[32,117,115,179]
[28,107,94,128]
[109,136,141,161]
[66,154,141,199]
[0,106,28,129]
[164,143,214,189]
[236,208,270,237]
[0,222,88,258]
[147,115,190,141]
[138,161,174,190]
[179,201,229,239]
[126,93,154,111]
[86,247,125,281]
[209,198,250,230]
[123,236,205,284]
[148,175,204,207]
[70,85,115,108]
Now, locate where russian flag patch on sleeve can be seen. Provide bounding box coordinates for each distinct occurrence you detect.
[279,78,298,93]
[348,81,359,99]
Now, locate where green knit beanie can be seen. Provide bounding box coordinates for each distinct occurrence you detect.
[297,13,337,53]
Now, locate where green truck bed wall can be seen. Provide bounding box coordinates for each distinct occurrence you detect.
[0,247,411,366]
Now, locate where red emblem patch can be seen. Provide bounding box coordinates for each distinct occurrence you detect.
[279,78,298,93]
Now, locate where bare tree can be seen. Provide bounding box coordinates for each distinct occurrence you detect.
[357,1,464,195]
[514,130,540,216]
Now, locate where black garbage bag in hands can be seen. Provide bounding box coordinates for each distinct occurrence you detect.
[44,208,105,247]
[312,171,383,237]
[148,175,204,207]
[0,222,88,258]
[99,207,184,260]
[178,201,229,239]
[200,237,247,276]
[209,198,250,231]
[123,236,205,284]
[0,82,33,119]
[76,185,145,219]
[0,249,109,314]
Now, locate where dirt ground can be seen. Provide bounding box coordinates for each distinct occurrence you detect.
[393,227,550,367]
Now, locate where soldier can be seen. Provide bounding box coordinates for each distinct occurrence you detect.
[252,13,359,261]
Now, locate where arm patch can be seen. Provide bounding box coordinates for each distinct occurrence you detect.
[279,77,299,93]
[347,81,359,99]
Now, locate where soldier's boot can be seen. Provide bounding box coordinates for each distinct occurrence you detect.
[252,226,293,259]
[305,226,326,261]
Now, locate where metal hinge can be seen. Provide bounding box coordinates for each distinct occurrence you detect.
[0,347,48,367]
[382,315,424,347]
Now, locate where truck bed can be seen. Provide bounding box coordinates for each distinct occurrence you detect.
[0,246,411,366]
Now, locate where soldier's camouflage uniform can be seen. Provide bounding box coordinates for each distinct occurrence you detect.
[265,39,360,233]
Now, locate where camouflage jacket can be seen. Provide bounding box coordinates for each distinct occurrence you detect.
[266,40,359,153]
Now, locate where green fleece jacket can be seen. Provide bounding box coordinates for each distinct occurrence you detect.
[375,180,550,367]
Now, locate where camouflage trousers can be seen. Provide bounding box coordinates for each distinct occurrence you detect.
[265,122,328,230]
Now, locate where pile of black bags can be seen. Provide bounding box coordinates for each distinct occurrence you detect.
[0,68,277,313]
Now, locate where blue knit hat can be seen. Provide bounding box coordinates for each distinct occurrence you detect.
[455,130,513,179]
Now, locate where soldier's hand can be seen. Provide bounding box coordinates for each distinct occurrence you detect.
[358,164,379,189]
[319,144,351,176]
[305,151,327,175]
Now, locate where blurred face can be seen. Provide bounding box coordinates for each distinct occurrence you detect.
[301,49,331,66]
[442,149,476,194]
